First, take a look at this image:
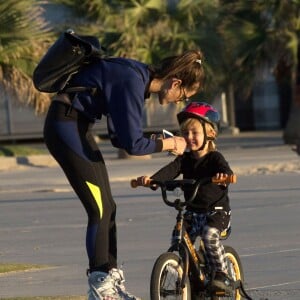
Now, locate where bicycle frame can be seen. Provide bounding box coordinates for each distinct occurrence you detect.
[167,200,206,292]
[149,177,241,299]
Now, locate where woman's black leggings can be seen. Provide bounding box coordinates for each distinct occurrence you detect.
[44,101,117,273]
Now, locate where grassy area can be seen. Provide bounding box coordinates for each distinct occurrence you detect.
[0,145,47,157]
[0,297,86,300]
[0,264,86,300]
[0,263,48,273]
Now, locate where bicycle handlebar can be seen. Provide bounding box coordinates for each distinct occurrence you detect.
[130,175,237,208]
[130,174,236,188]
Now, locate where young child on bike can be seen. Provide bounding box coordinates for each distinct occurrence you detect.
[136,102,234,293]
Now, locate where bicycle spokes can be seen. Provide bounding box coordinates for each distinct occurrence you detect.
[159,264,183,298]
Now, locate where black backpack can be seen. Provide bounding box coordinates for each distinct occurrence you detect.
[33,29,105,93]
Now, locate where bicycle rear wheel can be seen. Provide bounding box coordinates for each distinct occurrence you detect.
[150,252,191,300]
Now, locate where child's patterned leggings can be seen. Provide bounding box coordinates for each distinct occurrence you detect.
[202,226,227,273]
[186,212,228,273]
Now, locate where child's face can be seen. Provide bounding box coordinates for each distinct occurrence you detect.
[181,120,204,151]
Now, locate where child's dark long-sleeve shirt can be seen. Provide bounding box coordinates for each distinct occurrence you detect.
[150,151,233,213]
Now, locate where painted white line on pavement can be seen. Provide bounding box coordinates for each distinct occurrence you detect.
[248,280,300,290]
[241,247,300,257]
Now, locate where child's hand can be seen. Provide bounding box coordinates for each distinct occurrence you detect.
[214,173,229,186]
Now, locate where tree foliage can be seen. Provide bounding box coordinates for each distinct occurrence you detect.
[0,0,53,113]
[1,0,300,141]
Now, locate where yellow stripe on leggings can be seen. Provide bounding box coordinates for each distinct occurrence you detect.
[86,181,103,219]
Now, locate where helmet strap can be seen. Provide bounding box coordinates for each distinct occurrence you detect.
[197,121,207,151]
[196,121,216,151]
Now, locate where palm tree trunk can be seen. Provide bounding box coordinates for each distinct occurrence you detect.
[226,82,240,134]
[283,95,300,144]
[283,63,300,144]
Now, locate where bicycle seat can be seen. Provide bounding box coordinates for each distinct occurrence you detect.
[220,226,231,240]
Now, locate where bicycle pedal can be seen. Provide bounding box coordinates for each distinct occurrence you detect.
[214,289,233,297]
[215,290,230,296]
[208,286,233,297]
[215,290,225,296]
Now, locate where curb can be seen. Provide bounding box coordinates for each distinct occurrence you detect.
[0,155,57,171]
[0,157,19,171]
[0,130,290,173]
[0,153,153,171]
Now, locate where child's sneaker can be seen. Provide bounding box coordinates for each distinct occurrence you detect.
[87,269,140,300]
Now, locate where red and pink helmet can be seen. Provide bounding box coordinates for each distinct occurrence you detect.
[177,102,220,130]
[177,102,220,150]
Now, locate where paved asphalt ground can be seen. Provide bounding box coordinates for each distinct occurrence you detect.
[0,130,300,299]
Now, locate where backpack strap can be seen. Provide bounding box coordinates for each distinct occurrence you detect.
[59,58,145,101]
[62,86,98,95]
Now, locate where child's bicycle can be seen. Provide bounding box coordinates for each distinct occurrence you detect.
[131,175,253,300]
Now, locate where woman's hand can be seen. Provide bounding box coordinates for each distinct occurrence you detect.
[172,136,187,155]
[159,136,186,155]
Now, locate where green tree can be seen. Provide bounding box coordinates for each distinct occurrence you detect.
[0,0,52,113]
[215,1,280,130]
[218,0,300,140]
[277,1,300,144]
[5,0,298,139]
[54,0,219,63]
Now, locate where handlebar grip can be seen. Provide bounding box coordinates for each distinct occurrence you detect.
[130,179,139,188]
[212,174,237,184]
[131,175,155,188]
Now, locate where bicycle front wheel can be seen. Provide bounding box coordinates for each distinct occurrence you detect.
[150,252,191,300]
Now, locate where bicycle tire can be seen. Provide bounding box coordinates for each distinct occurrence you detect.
[212,245,244,300]
[150,252,191,300]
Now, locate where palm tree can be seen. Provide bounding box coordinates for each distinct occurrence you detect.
[277,2,300,144]
[218,0,300,140]
[215,1,277,131]
[0,0,52,114]
[56,0,217,62]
